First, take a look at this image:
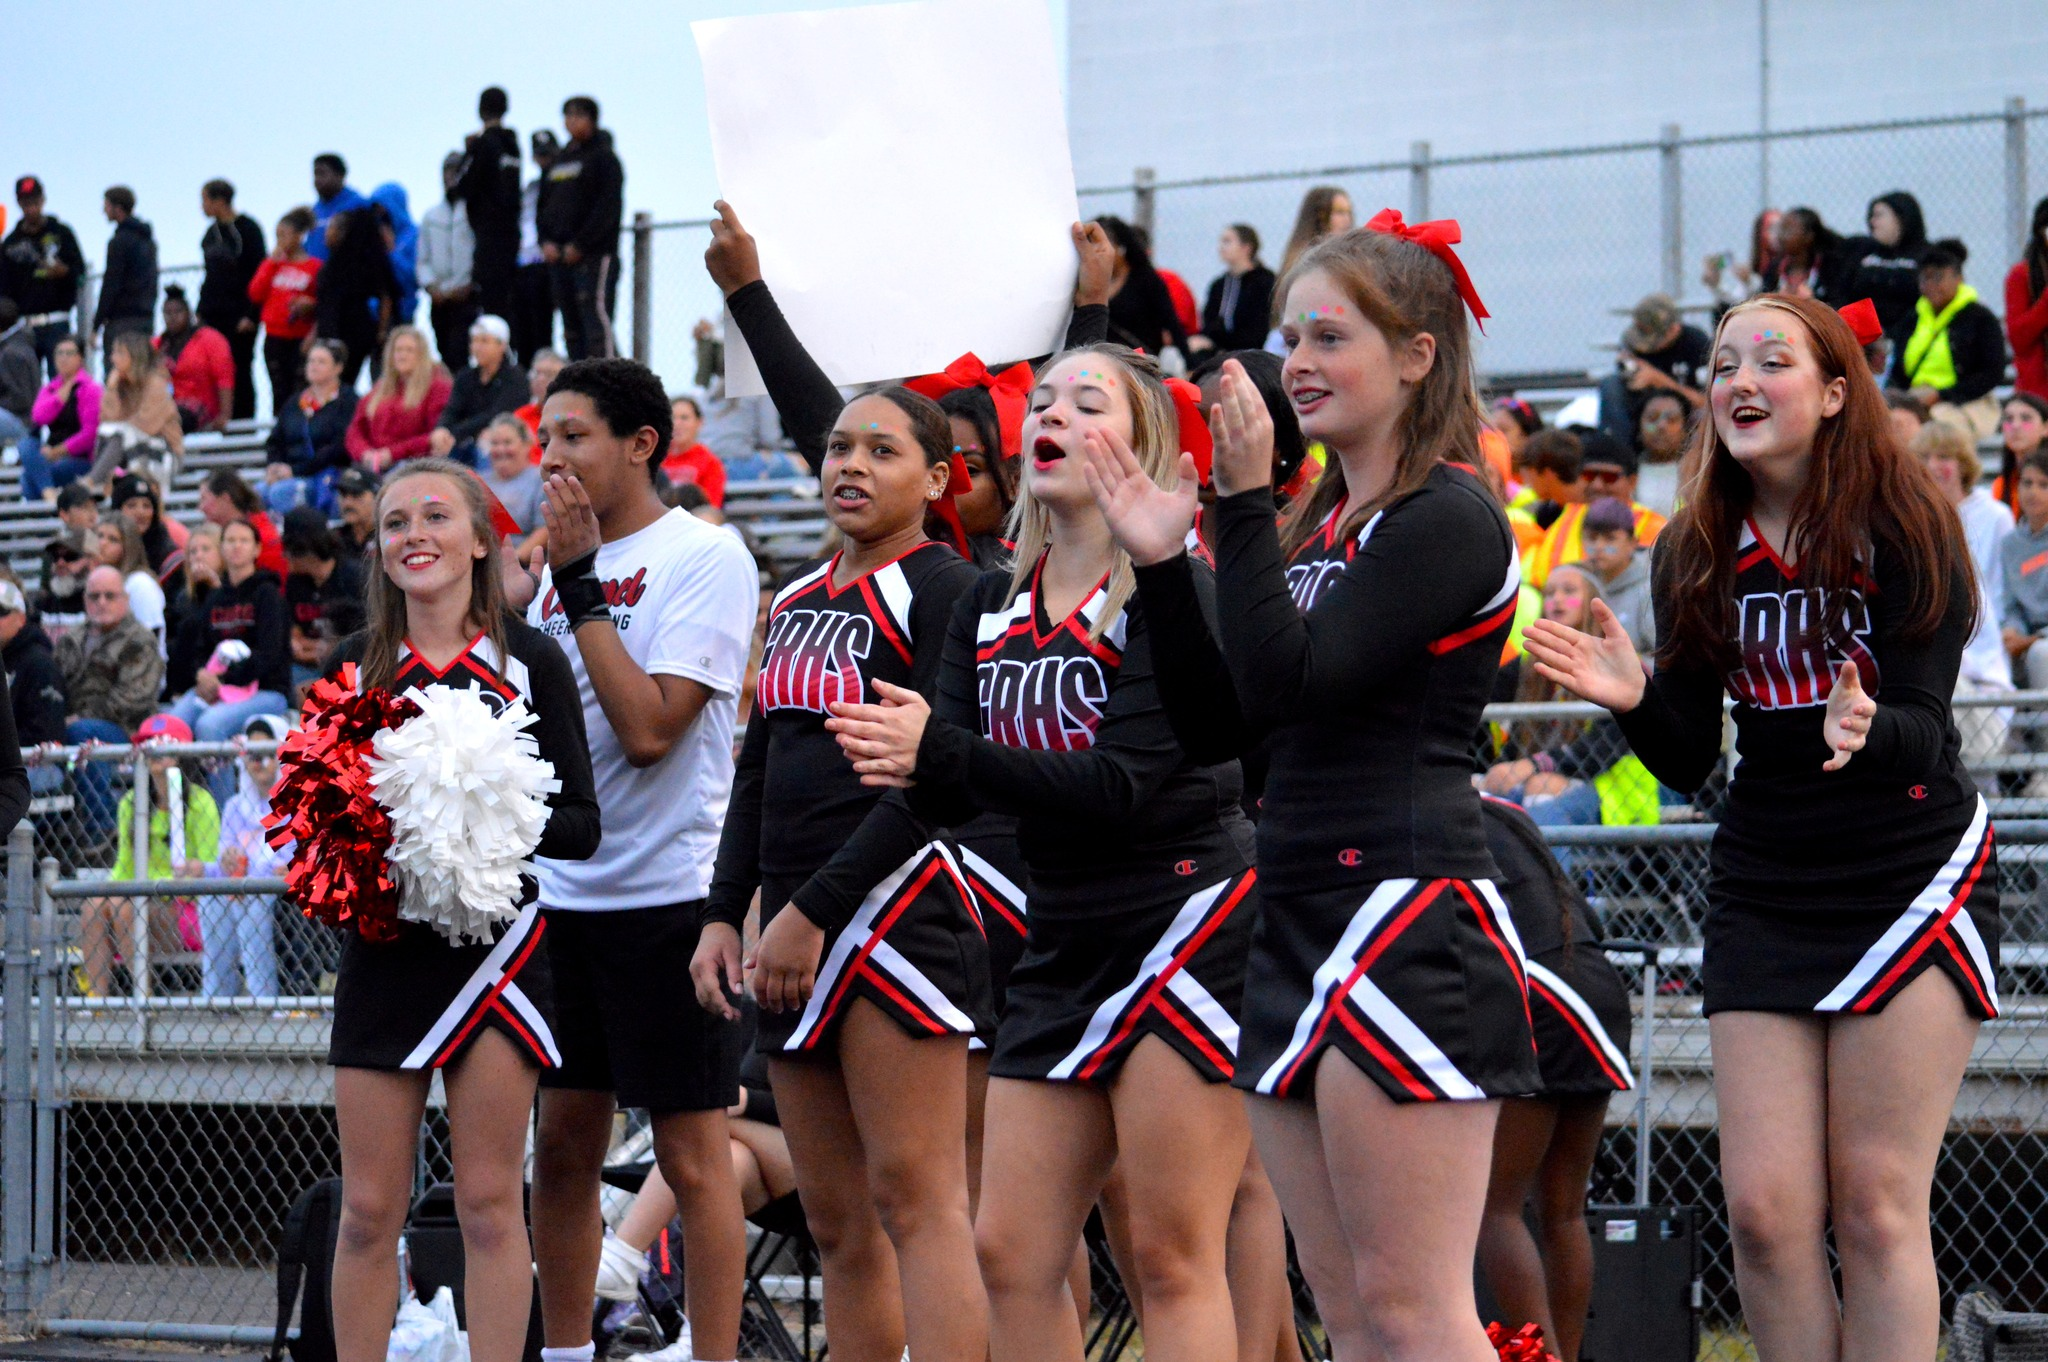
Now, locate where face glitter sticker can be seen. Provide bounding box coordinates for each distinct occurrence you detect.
[1295,305,1346,323]
[1752,330,1787,343]
[1065,369,1117,387]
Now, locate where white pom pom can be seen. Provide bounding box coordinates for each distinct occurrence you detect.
[367,686,561,944]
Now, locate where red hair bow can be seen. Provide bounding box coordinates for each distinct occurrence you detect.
[1163,377,1215,485]
[1363,208,1490,332]
[905,352,1034,459]
[1837,297,1884,348]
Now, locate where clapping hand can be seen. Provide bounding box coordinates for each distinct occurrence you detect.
[1822,660,1875,772]
[1079,426,1197,567]
[827,680,929,787]
[1210,358,1274,496]
[1522,599,1649,713]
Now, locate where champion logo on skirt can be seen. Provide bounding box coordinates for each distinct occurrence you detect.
[1174,859,1198,876]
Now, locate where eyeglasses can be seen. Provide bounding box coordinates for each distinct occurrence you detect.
[84,590,125,601]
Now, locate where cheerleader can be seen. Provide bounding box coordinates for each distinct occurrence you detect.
[1473,795,1633,1362]
[1082,218,1533,1362]
[324,457,599,1362]
[692,203,992,1362]
[825,342,1259,1362]
[1524,294,1990,1362]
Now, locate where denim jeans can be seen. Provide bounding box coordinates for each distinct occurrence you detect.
[17,426,91,501]
[264,468,342,518]
[65,717,132,835]
[198,892,278,999]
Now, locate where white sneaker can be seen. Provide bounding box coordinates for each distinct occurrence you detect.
[593,1232,645,1302]
[625,1325,693,1362]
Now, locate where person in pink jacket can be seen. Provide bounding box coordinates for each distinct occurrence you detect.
[343,325,450,474]
[20,333,101,501]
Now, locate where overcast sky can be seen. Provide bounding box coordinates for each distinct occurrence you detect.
[2,0,1068,270]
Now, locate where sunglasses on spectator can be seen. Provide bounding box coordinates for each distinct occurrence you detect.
[84,589,125,601]
[1583,467,1630,485]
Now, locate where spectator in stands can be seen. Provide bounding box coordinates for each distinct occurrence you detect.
[702,384,800,482]
[165,524,221,690]
[333,467,378,559]
[313,207,398,388]
[2003,449,2048,695]
[58,563,164,835]
[113,472,186,604]
[659,394,725,506]
[369,183,421,328]
[88,330,182,491]
[197,470,287,578]
[1994,393,2048,516]
[16,333,97,501]
[56,483,99,538]
[1773,205,1848,302]
[154,286,235,433]
[92,187,158,365]
[163,518,290,749]
[0,298,36,449]
[262,339,357,515]
[1134,222,1200,343]
[281,508,365,689]
[1599,293,1708,451]
[1898,239,2008,442]
[1633,390,1691,518]
[514,347,562,441]
[1575,496,1655,655]
[248,208,322,414]
[1701,208,1782,312]
[0,176,87,375]
[2005,196,2048,401]
[1524,431,1666,587]
[460,86,524,322]
[35,525,93,641]
[198,179,265,422]
[539,96,624,360]
[429,315,524,461]
[1505,427,1585,551]
[197,712,286,999]
[511,131,560,367]
[79,714,218,995]
[1886,389,1931,451]
[478,414,543,534]
[0,579,69,792]
[1916,422,2014,774]
[1844,192,1930,360]
[93,514,167,650]
[1276,185,1354,284]
[418,154,478,368]
[346,326,450,474]
[1094,214,1188,359]
[307,153,367,264]
[1488,396,1542,465]
[1193,223,1275,354]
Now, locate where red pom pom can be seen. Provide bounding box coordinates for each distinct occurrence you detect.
[263,665,420,942]
[1485,1321,1555,1362]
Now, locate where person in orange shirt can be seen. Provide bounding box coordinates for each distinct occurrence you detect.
[1522,430,1665,587]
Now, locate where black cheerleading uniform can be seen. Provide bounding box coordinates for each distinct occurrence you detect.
[1480,796,1633,1096]
[801,556,1257,1085]
[704,540,992,1055]
[1134,464,1539,1104]
[326,622,601,1071]
[1615,522,1998,1018]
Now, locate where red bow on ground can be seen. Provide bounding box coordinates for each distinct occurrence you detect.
[1364,208,1491,331]
[264,665,420,943]
[1163,377,1216,484]
[1837,297,1884,348]
[907,352,1035,553]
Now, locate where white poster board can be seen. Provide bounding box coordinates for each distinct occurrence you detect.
[693,0,1079,396]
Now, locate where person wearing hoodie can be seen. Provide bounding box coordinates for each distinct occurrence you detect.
[2006,196,2048,402]
[427,314,523,460]
[198,179,266,423]
[511,131,560,367]
[58,563,163,836]
[459,86,524,322]
[197,712,288,999]
[418,153,478,369]
[1843,191,1930,358]
[307,154,367,265]
[1575,496,1655,655]
[1896,238,2008,441]
[2,177,88,375]
[19,334,101,501]
[538,95,624,359]
[2000,449,2048,688]
[370,182,420,329]
[313,206,398,388]
[155,286,235,433]
[262,338,357,514]
[0,579,70,794]
[93,187,158,366]
[162,517,290,755]
[0,298,39,448]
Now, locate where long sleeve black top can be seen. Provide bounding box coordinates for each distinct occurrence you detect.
[1200,266,1277,352]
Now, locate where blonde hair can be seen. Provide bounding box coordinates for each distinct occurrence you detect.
[359,458,508,691]
[1005,344,1179,638]
[365,325,437,417]
[1912,418,1982,488]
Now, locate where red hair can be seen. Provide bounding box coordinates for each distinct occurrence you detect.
[1657,294,1972,673]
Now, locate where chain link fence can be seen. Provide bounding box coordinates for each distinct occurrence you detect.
[4,705,2048,1357]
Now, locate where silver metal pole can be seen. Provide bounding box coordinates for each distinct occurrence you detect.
[128,752,149,1015]
[1409,141,1432,223]
[1660,123,1684,300]
[1637,951,1656,1206]
[1132,166,1157,238]
[1757,0,1771,212]
[2007,98,2029,270]
[631,211,653,364]
[33,857,59,1303]
[3,824,34,1322]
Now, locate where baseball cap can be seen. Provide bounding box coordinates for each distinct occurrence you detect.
[243,714,290,743]
[14,176,43,202]
[0,582,25,616]
[110,473,153,508]
[46,526,90,560]
[136,714,194,743]
[1583,496,1636,537]
[1623,294,1680,355]
[1575,429,1640,478]
[470,314,511,345]
[335,467,377,498]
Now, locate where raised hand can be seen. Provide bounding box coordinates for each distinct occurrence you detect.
[705,200,763,297]
[827,679,929,787]
[1080,427,1197,567]
[1210,358,1274,496]
[1821,659,1875,772]
[1522,599,1649,713]
[1072,221,1116,308]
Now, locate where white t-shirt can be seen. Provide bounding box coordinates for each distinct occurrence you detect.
[529,508,759,909]
[124,569,166,654]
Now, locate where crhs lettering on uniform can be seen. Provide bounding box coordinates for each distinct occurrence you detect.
[756,607,876,714]
[1731,587,1876,710]
[979,653,1111,751]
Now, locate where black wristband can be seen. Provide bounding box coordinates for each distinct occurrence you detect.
[551,549,612,629]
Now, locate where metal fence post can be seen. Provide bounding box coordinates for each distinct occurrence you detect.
[1659,123,1683,301]
[2007,97,2029,270]
[33,857,58,1306]
[631,212,653,364]
[3,824,33,1323]
[129,752,149,1010]
[1409,141,1432,223]
[1132,167,1156,238]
